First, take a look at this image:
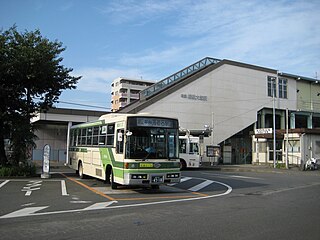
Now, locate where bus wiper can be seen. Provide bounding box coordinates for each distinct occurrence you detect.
[142,152,150,160]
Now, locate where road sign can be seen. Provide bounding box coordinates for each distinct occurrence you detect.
[254,128,272,134]
[41,144,51,179]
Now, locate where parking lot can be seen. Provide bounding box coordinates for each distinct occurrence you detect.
[0,169,233,219]
[1,168,320,240]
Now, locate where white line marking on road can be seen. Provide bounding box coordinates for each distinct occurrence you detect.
[70,201,92,204]
[24,190,32,196]
[201,172,262,180]
[167,176,192,186]
[229,175,262,180]
[26,183,42,187]
[93,187,138,194]
[61,180,69,196]
[0,206,49,219]
[84,201,118,210]
[0,180,10,189]
[188,180,213,192]
[6,179,63,182]
[21,203,36,207]
[26,184,42,188]
[22,187,41,196]
[180,177,192,183]
[21,180,42,196]
[0,201,118,219]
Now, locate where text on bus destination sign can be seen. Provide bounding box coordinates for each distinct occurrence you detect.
[137,118,174,128]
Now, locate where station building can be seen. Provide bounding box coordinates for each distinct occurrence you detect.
[117,57,320,166]
[31,108,108,163]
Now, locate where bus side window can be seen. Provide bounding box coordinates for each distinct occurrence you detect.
[77,129,81,146]
[179,139,187,153]
[107,124,115,146]
[80,128,87,145]
[116,129,124,154]
[92,126,99,145]
[190,143,199,154]
[71,129,76,146]
[98,125,106,146]
[87,127,93,146]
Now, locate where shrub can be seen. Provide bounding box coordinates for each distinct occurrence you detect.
[0,163,37,177]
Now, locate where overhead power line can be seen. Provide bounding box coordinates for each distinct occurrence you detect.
[56,101,111,110]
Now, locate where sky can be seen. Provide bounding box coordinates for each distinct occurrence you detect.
[1,0,320,111]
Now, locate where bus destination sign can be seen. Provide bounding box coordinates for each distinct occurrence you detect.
[137,118,174,128]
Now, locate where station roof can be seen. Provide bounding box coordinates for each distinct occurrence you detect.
[31,108,109,125]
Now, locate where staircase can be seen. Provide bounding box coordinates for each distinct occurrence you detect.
[139,57,220,100]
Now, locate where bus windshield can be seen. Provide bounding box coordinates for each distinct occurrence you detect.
[125,127,178,159]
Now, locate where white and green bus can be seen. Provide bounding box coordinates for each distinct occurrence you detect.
[68,113,181,189]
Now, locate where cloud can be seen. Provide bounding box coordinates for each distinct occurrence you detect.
[166,0,320,75]
[110,0,320,78]
[96,0,182,24]
[60,2,74,11]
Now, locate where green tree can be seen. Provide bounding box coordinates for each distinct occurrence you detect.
[0,26,81,166]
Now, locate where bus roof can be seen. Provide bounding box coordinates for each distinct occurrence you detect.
[71,113,178,129]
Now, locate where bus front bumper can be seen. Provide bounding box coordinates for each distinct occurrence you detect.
[123,172,181,186]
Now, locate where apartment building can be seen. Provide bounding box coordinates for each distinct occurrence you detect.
[111,77,155,112]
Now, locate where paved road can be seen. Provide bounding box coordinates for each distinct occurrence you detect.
[0,169,319,240]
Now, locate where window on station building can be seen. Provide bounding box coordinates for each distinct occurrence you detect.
[265,114,281,129]
[287,140,300,153]
[295,115,308,128]
[313,116,320,128]
[267,76,277,97]
[278,78,288,99]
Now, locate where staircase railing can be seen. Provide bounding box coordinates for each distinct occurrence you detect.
[140,57,220,99]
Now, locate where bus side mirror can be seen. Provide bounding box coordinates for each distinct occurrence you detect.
[126,131,132,136]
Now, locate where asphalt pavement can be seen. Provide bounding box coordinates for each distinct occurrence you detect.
[34,160,317,175]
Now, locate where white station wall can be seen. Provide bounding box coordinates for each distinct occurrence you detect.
[140,63,297,145]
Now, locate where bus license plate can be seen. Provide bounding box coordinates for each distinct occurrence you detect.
[151,176,163,183]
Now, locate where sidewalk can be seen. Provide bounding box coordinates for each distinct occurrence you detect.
[200,163,302,173]
[33,160,74,175]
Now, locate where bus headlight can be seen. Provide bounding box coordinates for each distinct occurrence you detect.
[166,173,180,178]
[131,174,148,179]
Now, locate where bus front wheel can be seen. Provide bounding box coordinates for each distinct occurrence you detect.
[78,162,85,179]
[107,168,118,190]
[180,159,186,170]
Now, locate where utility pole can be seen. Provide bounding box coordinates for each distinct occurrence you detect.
[273,76,276,169]
[211,112,214,166]
[286,108,289,169]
